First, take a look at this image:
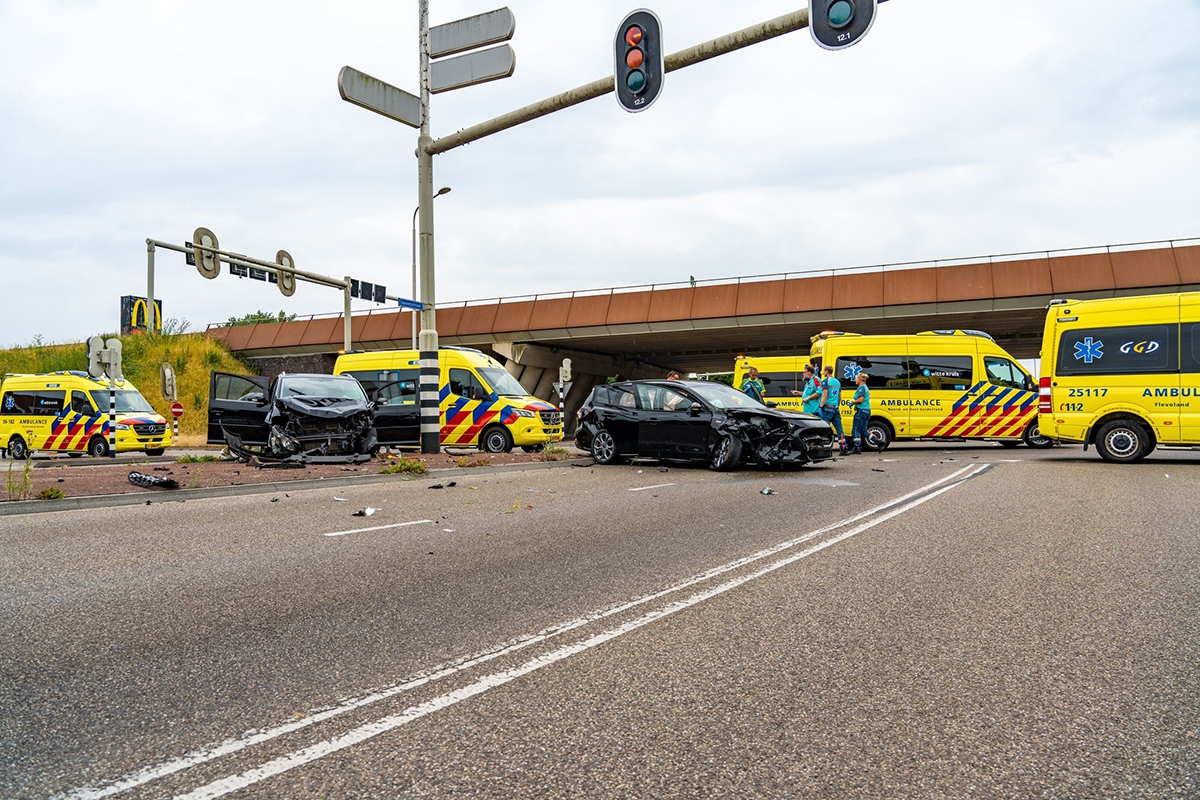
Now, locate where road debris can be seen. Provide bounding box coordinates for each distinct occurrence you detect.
[128,472,179,490]
[760,487,776,495]
[333,497,349,502]
[352,507,377,517]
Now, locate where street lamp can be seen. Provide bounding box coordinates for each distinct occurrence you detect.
[411,186,451,349]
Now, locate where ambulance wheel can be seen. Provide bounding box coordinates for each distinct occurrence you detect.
[480,426,513,454]
[1022,420,1054,449]
[87,436,111,458]
[865,419,893,452]
[146,448,166,457]
[7,436,30,460]
[1095,419,1151,464]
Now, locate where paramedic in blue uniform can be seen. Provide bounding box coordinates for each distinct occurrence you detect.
[850,371,871,454]
[819,365,847,454]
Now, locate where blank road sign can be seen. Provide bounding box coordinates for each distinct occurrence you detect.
[338,66,421,128]
[431,44,516,93]
[430,7,515,58]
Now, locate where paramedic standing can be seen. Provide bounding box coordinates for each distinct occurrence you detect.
[820,365,847,454]
[850,372,871,455]
[795,364,822,415]
[741,367,765,403]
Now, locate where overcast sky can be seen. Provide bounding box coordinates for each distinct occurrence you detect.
[1,0,1197,346]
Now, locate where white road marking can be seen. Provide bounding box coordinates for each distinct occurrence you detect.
[628,483,675,492]
[323,520,432,538]
[177,465,990,800]
[62,464,984,800]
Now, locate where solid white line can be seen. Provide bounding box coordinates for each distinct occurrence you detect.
[177,467,986,800]
[628,483,675,492]
[62,464,983,800]
[323,520,432,538]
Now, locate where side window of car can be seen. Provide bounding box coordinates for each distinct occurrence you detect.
[215,375,264,402]
[449,369,487,400]
[635,384,662,410]
[661,388,690,411]
[984,357,1027,390]
[71,391,94,414]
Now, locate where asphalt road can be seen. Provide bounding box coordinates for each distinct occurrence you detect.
[2,444,1198,798]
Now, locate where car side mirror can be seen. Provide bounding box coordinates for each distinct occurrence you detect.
[688,403,703,416]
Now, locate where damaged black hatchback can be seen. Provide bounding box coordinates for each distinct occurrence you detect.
[208,372,378,463]
[575,379,835,470]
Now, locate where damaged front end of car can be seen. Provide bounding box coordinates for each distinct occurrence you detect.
[225,396,379,464]
[717,410,835,467]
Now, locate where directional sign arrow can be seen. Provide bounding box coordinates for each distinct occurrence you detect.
[338,66,421,128]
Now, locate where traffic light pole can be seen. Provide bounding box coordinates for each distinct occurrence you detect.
[425,7,812,156]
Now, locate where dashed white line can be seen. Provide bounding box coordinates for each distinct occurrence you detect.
[323,520,432,537]
[628,483,675,492]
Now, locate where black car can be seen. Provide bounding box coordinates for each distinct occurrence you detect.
[208,372,378,463]
[575,379,835,470]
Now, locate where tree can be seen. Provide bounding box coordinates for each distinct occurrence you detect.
[226,310,297,327]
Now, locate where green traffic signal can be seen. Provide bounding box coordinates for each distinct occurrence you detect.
[828,0,853,28]
[627,70,646,93]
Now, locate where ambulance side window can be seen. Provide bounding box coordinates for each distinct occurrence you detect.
[836,356,907,389]
[1182,323,1200,373]
[9,390,66,415]
[984,358,1026,390]
[71,391,95,414]
[904,356,973,391]
[449,369,486,401]
[1,392,31,415]
[756,372,797,398]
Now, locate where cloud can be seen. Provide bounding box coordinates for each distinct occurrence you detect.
[1,0,1197,345]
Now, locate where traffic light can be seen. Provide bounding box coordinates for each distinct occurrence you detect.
[614,9,664,113]
[809,0,878,51]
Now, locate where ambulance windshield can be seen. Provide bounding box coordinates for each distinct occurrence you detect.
[478,367,529,397]
[89,390,155,414]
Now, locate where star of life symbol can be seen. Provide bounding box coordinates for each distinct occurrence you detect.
[1073,337,1104,364]
[843,363,863,381]
[3,395,13,411]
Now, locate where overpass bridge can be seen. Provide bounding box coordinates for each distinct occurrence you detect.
[207,238,1199,424]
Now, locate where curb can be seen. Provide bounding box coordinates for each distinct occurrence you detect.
[0,458,596,518]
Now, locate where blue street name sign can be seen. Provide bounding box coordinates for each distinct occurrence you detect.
[397,297,423,311]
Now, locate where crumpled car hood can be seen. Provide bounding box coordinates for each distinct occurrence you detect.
[268,395,371,421]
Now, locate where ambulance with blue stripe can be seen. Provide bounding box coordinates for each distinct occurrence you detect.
[0,371,171,459]
[734,330,1052,450]
[334,347,564,453]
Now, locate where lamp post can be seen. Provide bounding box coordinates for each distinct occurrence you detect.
[411,186,451,349]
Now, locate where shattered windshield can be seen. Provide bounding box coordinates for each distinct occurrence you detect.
[276,376,367,402]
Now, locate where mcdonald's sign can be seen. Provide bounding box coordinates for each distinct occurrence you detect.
[121,295,163,335]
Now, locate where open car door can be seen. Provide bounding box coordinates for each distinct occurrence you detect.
[371,378,420,447]
[208,372,270,445]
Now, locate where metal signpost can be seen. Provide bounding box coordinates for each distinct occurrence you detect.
[89,336,122,458]
[553,358,573,430]
[147,228,399,354]
[160,362,179,444]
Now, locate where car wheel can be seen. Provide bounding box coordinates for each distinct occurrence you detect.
[87,435,110,458]
[709,433,743,471]
[521,444,545,453]
[146,448,166,457]
[591,429,621,465]
[1022,420,1054,449]
[7,436,30,460]
[1095,419,1151,463]
[480,426,513,454]
[866,418,892,452]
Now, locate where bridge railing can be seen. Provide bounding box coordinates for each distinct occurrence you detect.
[205,236,1199,331]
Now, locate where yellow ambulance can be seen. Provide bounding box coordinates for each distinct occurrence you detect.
[734,330,1049,450]
[333,347,564,453]
[1038,291,1200,462]
[0,371,171,459]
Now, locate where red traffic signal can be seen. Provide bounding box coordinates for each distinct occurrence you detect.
[614,10,664,113]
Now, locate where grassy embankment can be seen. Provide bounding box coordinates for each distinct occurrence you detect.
[0,333,255,446]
